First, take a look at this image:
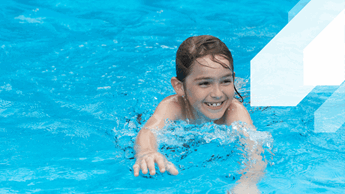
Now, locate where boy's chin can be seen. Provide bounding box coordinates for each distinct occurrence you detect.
[205,114,223,121]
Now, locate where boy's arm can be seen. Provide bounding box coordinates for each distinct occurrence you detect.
[226,99,253,127]
[226,99,266,193]
[133,96,180,177]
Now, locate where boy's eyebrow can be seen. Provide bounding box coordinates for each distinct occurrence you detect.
[222,73,233,78]
[194,73,233,81]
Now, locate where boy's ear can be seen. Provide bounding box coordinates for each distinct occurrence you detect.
[171,77,185,97]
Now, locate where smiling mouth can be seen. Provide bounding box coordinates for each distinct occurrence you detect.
[204,101,225,108]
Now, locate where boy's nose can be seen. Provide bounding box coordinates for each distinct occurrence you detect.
[210,85,223,99]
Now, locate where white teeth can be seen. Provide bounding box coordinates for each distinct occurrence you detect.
[206,102,222,107]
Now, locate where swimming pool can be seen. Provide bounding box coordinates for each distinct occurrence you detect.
[1,0,345,193]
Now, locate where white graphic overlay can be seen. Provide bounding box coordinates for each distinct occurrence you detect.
[314,81,345,133]
[304,9,345,86]
[251,0,345,132]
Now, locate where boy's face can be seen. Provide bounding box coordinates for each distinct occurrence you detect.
[184,55,235,121]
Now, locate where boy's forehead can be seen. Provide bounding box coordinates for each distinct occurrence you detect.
[189,59,233,78]
[195,55,231,69]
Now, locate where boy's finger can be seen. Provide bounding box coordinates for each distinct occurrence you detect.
[140,160,148,174]
[145,157,156,175]
[133,164,140,177]
[166,162,179,175]
[155,155,166,173]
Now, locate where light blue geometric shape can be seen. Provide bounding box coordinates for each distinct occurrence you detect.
[314,81,345,133]
[304,9,345,86]
[250,0,344,106]
[288,0,311,22]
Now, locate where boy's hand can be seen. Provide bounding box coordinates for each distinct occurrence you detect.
[133,151,179,177]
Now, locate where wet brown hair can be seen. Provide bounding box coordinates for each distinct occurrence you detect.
[175,35,243,102]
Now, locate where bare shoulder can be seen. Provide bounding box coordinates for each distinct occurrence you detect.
[142,95,184,130]
[225,98,253,126]
[151,94,184,121]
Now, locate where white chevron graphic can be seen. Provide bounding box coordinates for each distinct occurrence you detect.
[304,9,345,86]
[288,0,311,22]
[251,0,344,106]
[251,0,345,132]
[314,81,345,133]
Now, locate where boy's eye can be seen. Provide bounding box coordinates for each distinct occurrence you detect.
[222,79,232,84]
[199,82,210,86]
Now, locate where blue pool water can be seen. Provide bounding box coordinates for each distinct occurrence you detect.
[1,0,345,193]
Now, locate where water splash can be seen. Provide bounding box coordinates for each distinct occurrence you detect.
[151,121,273,168]
[113,118,274,174]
